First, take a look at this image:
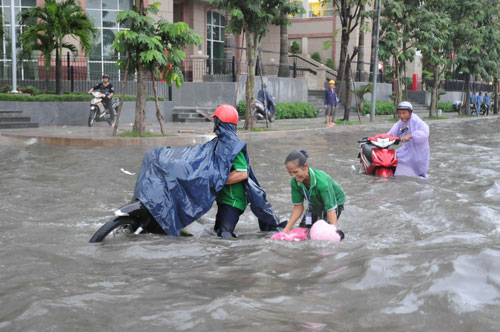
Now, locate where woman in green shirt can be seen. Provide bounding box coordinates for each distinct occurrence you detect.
[282,150,345,238]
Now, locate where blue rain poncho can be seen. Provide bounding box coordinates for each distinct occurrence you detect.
[387,113,430,177]
[133,120,281,236]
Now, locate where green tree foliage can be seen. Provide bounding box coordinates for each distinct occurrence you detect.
[18,0,98,95]
[446,0,500,114]
[112,1,200,135]
[210,0,300,129]
[378,0,419,106]
[413,1,451,117]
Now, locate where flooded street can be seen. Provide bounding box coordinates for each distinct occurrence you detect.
[1,117,500,331]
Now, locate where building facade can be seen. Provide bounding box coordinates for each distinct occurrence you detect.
[0,0,420,85]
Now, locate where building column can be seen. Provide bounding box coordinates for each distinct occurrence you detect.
[301,37,308,55]
[190,54,209,82]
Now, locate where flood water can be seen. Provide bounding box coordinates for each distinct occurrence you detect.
[1,117,500,332]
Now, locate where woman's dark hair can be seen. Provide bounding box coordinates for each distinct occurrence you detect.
[285,149,309,167]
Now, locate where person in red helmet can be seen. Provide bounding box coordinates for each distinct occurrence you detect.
[134,104,283,238]
[210,105,249,238]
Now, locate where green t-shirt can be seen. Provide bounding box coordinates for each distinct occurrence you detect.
[290,167,345,216]
[216,151,248,211]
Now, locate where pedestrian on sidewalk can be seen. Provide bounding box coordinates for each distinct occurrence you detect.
[324,80,338,127]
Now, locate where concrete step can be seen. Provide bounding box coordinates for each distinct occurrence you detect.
[0,110,23,117]
[0,116,31,123]
[0,122,39,129]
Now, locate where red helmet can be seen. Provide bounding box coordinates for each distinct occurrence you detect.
[210,104,239,124]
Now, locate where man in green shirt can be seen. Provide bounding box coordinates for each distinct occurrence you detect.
[283,149,345,239]
[211,105,248,238]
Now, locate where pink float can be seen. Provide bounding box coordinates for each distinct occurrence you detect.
[309,219,341,242]
[270,227,308,241]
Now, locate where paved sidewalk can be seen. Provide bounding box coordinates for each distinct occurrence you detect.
[0,111,473,147]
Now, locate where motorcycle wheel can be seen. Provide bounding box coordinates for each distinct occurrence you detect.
[88,216,139,243]
[88,110,97,127]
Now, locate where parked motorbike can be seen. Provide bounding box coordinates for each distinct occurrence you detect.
[252,99,276,122]
[358,133,400,178]
[88,91,118,127]
[480,103,489,116]
[89,199,169,243]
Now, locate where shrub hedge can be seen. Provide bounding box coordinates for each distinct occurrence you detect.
[438,101,454,112]
[361,101,395,115]
[0,92,164,102]
[237,100,319,119]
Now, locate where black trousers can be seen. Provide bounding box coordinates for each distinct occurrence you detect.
[214,203,243,238]
[102,97,114,120]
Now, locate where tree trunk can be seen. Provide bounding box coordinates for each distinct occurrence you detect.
[343,57,352,121]
[356,7,366,82]
[278,12,289,77]
[494,77,498,114]
[112,55,131,136]
[55,48,62,95]
[338,30,349,82]
[152,69,165,135]
[134,63,147,135]
[395,59,403,105]
[429,65,439,118]
[464,73,471,115]
[244,31,257,130]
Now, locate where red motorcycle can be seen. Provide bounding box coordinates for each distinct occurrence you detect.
[358,134,400,178]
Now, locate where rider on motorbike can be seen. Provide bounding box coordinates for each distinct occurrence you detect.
[387,101,430,177]
[257,84,276,118]
[88,74,115,124]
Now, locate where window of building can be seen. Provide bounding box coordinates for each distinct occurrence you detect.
[206,10,225,75]
[0,0,37,80]
[87,0,133,80]
[292,0,333,18]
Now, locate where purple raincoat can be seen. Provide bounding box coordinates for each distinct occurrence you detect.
[387,113,430,177]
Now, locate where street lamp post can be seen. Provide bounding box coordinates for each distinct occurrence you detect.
[10,0,18,93]
[370,0,382,122]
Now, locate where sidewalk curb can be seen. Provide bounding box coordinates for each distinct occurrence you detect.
[0,115,493,147]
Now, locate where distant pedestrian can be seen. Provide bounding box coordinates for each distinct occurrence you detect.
[324,80,338,127]
[476,91,482,116]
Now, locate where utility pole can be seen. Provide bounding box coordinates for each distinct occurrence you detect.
[370,0,382,122]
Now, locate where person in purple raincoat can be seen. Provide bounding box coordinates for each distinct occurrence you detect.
[387,101,430,177]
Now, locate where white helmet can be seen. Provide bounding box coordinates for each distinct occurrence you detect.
[397,101,413,112]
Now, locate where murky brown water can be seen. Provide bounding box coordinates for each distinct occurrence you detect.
[1,117,500,331]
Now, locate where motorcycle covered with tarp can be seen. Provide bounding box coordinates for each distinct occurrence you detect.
[89,116,283,242]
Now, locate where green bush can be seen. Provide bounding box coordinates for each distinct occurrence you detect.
[311,52,322,63]
[361,101,395,115]
[290,41,300,55]
[438,101,453,112]
[237,100,319,119]
[20,85,40,95]
[0,93,164,102]
[325,58,335,70]
[1,85,12,93]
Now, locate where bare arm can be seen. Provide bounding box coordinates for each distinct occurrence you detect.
[283,204,304,232]
[225,170,248,185]
[326,209,338,227]
[88,88,94,94]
